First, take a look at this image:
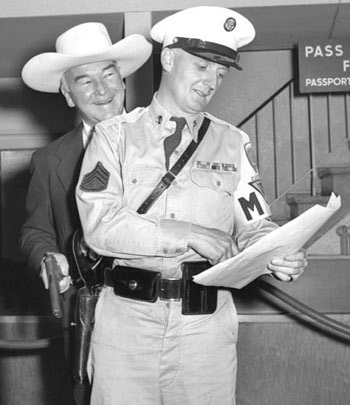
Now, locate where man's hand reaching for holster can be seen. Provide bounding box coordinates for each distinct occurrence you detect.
[40,252,71,293]
[188,224,239,265]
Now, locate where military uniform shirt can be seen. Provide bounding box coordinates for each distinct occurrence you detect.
[76,94,277,279]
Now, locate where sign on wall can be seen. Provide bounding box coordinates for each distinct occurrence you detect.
[298,40,350,93]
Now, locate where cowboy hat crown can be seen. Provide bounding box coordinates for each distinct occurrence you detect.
[22,22,152,93]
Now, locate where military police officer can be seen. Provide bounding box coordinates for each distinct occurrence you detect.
[76,7,307,404]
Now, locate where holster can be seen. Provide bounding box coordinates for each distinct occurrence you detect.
[182,261,218,315]
[73,286,99,385]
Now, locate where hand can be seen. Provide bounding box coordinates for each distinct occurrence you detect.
[40,252,71,293]
[268,249,308,282]
[188,224,239,265]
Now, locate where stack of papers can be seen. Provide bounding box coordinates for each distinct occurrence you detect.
[193,193,341,289]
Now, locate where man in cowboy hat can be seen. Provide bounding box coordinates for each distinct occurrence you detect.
[20,21,152,404]
[76,6,307,404]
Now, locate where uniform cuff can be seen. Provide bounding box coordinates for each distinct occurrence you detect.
[158,219,191,256]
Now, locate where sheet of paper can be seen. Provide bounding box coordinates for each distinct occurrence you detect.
[193,193,341,289]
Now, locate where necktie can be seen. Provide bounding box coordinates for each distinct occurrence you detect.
[164,116,186,170]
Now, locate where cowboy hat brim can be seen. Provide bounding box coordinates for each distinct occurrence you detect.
[22,34,152,93]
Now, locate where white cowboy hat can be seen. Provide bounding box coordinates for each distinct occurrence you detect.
[22,22,152,93]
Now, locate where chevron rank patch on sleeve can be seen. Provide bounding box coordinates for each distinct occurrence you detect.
[80,161,110,192]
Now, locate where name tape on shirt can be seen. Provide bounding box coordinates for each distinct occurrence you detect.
[196,161,237,171]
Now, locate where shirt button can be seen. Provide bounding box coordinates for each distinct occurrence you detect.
[175,248,181,253]
[163,248,168,254]
[132,178,137,184]
[216,181,221,187]
[174,150,180,155]
[170,213,176,219]
[173,180,177,186]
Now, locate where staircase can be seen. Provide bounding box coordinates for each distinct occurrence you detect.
[236,73,350,256]
[286,164,350,255]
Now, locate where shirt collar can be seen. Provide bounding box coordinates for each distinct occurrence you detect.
[81,110,127,148]
[149,93,204,142]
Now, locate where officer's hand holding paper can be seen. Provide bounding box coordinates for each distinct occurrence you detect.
[193,193,341,289]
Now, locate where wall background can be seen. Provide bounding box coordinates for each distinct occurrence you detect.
[0,1,349,258]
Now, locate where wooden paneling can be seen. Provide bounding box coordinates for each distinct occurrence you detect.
[236,315,350,405]
[289,87,312,195]
[272,89,294,220]
[311,95,331,165]
[274,88,293,198]
[256,103,276,202]
[235,256,350,404]
[328,94,349,164]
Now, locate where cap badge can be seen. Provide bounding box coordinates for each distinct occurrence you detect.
[224,17,236,32]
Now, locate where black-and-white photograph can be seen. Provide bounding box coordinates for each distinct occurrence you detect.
[0,1,349,404]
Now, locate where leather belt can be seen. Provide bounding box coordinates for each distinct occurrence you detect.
[103,262,218,315]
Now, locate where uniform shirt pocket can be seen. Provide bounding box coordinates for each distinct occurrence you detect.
[125,165,163,186]
[123,164,163,209]
[190,168,236,229]
[191,168,235,195]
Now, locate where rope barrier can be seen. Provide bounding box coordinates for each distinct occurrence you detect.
[0,326,71,351]
[254,276,350,340]
[0,334,62,350]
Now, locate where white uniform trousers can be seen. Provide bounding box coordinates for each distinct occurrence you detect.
[89,287,238,405]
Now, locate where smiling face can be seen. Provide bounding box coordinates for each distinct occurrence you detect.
[60,60,125,127]
[158,48,229,116]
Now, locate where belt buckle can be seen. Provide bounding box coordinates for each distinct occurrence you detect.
[159,278,182,302]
